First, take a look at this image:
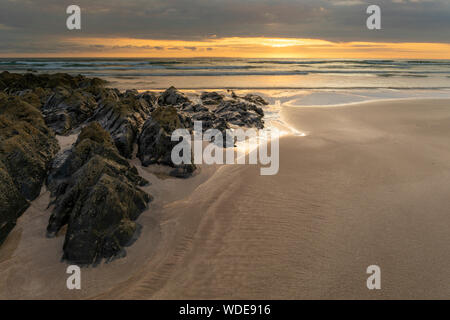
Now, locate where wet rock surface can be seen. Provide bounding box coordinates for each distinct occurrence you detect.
[155,87,265,133]
[46,122,151,265]
[90,89,156,158]
[158,86,190,106]
[137,87,266,177]
[0,92,59,245]
[138,106,196,178]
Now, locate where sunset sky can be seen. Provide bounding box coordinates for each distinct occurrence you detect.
[1,0,449,58]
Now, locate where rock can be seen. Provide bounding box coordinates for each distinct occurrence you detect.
[0,72,106,93]
[200,91,224,105]
[0,161,29,246]
[0,95,59,200]
[0,72,270,261]
[137,91,158,106]
[158,86,190,106]
[16,90,42,109]
[0,94,58,246]
[90,89,155,158]
[242,94,269,106]
[0,72,107,135]
[42,87,98,135]
[46,122,151,265]
[214,100,264,129]
[156,88,266,146]
[138,106,196,178]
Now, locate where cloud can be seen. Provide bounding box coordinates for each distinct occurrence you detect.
[0,0,449,55]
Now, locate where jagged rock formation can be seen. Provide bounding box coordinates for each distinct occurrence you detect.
[214,100,265,129]
[138,106,196,178]
[137,87,266,176]
[0,93,59,245]
[90,89,156,158]
[47,122,152,265]
[200,91,224,105]
[241,93,269,106]
[157,86,190,106]
[0,71,156,159]
[43,86,98,135]
[0,71,106,135]
[160,87,265,131]
[0,72,269,263]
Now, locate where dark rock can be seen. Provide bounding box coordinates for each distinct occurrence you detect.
[0,94,58,246]
[47,122,151,265]
[42,86,98,135]
[0,72,108,135]
[157,89,266,146]
[0,95,59,200]
[90,89,155,158]
[242,94,269,106]
[200,91,224,105]
[0,161,29,246]
[138,106,196,178]
[214,100,264,129]
[158,86,190,106]
[0,72,106,93]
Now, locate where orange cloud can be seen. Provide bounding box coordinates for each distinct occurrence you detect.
[6,37,450,59]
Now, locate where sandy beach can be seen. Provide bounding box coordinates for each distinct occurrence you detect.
[1,98,450,299]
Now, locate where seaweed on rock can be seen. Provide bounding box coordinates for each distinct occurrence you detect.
[46,122,152,265]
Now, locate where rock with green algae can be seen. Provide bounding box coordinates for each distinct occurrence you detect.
[0,161,29,246]
[0,95,59,200]
[1,72,155,154]
[46,122,152,265]
[0,71,106,92]
[43,86,98,135]
[0,72,106,135]
[16,88,51,109]
[137,105,196,178]
[0,94,59,246]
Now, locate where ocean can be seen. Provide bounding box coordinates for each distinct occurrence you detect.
[2,58,450,106]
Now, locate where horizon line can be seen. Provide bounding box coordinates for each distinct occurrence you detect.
[1,57,449,60]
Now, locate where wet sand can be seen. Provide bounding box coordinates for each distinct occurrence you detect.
[1,99,450,299]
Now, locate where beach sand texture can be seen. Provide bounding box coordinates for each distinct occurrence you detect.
[1,99,449,299]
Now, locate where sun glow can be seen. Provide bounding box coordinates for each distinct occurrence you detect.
[8,36,450,59]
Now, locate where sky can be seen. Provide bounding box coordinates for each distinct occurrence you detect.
[0,0,449,58]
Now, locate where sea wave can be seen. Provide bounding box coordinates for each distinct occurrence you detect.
[1,58,450,90]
